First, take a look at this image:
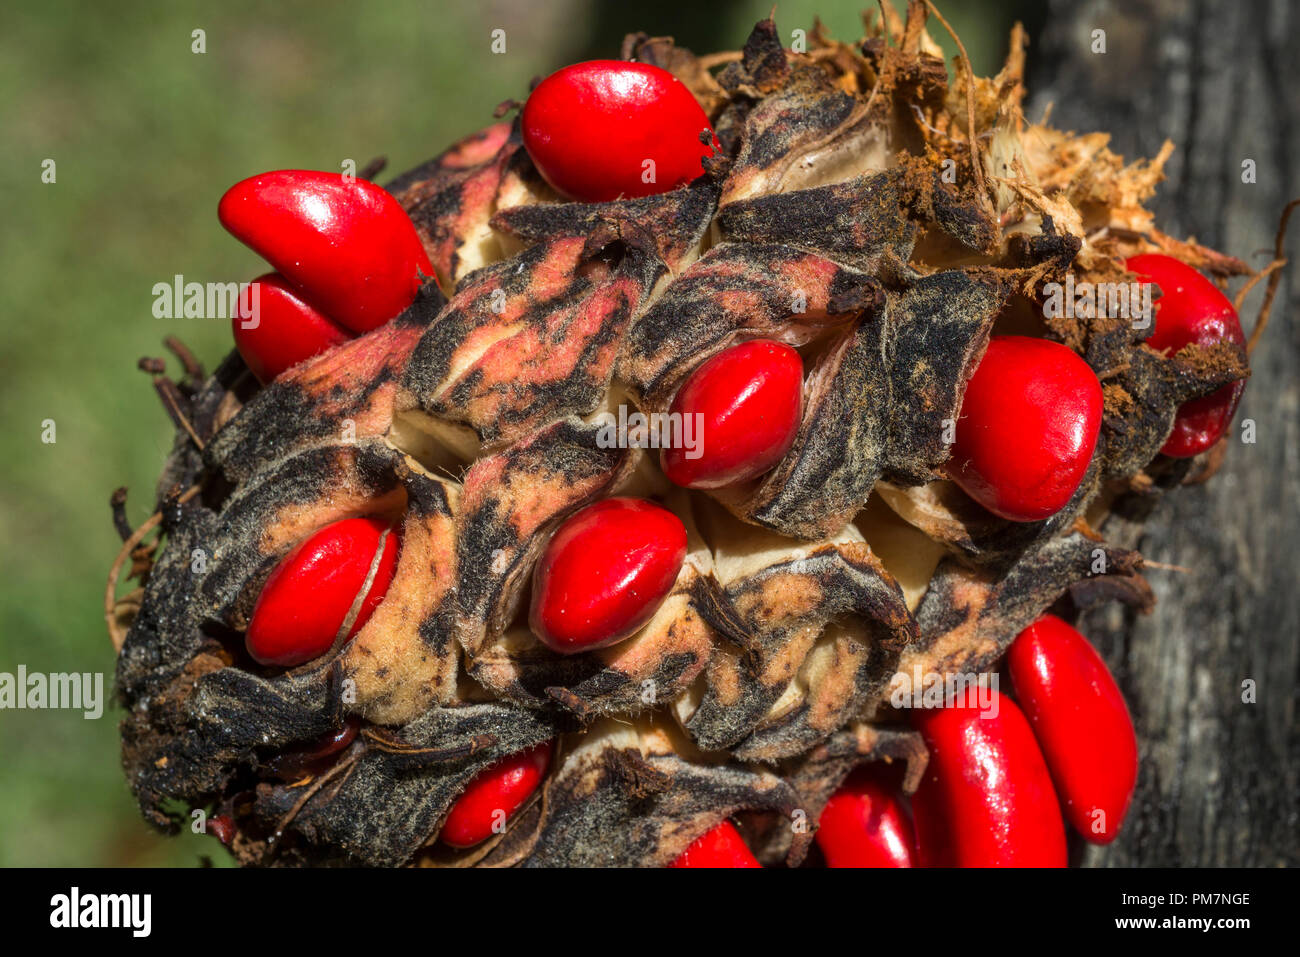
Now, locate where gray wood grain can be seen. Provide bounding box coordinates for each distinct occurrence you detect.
[1026,0,1298,866]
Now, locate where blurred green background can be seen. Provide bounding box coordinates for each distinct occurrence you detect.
[0,0,1030,866]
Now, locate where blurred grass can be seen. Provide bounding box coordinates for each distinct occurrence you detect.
[0,0,1021,866]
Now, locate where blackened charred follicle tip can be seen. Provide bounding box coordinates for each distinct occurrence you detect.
[163,335,205,384]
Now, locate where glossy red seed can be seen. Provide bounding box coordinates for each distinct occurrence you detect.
[668,820,761,868]
[219,170,433,333]
[661,339,803,489]
[815,764,917,868]
[245,517,399,667]
[910,688,1067,867]
[232,272,352,384]
[440,741,554,848]
[529,497,688,654]
[1007,614,1138,844]
[1126,253,1246,457]
[522,60,717,202]
[948,335,1103,522]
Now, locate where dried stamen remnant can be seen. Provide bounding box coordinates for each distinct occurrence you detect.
[520,718,810,867]
[144,349,250,500]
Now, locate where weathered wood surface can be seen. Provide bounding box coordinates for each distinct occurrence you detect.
[1027,0,1298,866]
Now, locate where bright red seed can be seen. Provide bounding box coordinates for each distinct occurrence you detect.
[245,517,399,667]
[815,764,917,868]
[521,60,717,202]
[661,339,804,490]
[232,272,352,384]
[948,335,1103,522]
[528,497,687,654]
[1007,614,1138,845]
[668,820,761,868]
[218,170,433,334]
[440,741,554,848]
[910,688,1067,867]
[1126,253,1246,457]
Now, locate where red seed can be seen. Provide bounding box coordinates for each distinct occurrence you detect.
[219,170,433,334]
[1126,253,1246,457]
[266,717,362,780]
[233,272,352,384]
[910,688,1067,867]
[661,339,803,489]
[948,334,1103,522]
[521,60,717,202]
[245,517,399,667]
[528,497,687,654]
[440,741,554,848]
[208,813,235,846]
[815,764,917,868]
[303,717,361,759]
[1007,614,1138,844]
[668,820,761,868]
